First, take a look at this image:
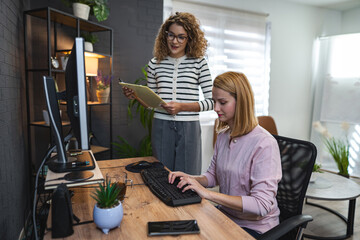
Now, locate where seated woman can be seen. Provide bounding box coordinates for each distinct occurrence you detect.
[168,71,282,238]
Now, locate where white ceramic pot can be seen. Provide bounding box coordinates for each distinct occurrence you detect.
[43,109,62,125]
[96,88,110,103]
[310,172,320,183]
[93,201,123,234]
[84,41,93,52]
[60,56,69,70]
[72,3,90,20]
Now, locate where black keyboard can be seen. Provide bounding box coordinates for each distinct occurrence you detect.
[140,167,202,207]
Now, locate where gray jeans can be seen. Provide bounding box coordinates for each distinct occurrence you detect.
[151,118,202,175]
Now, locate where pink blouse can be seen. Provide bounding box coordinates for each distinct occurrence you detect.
[203,125,282,234]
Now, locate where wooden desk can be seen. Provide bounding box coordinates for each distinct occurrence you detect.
[304,172,360,240]
[44,157,254,239]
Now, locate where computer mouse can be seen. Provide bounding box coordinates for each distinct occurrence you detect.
[131,161,152,170]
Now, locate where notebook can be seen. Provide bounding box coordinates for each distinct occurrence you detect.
[119,82,166,108]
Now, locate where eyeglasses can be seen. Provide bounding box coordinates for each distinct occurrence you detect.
[165,31,188,44]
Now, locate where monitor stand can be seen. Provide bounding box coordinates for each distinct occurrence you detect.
[47,150,96,173]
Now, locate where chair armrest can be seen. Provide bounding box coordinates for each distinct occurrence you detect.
[257,214,313,240]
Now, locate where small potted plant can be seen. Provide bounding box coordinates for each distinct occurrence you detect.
[61,0,110,22]
[91,179,124,234]
[95,70,112,103]
[310,163,323,182]
[81,32,98,52]
[313,121,350,178]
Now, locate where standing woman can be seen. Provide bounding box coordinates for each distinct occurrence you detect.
[169,72,282,238]
[122,12,213,174]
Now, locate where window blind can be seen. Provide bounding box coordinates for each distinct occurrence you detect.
[166,1,271,118]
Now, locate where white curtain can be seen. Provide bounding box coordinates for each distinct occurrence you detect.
[311,33,360,177]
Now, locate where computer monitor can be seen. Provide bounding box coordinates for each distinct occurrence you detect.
[43,37,95,173]
[65,37,89,150]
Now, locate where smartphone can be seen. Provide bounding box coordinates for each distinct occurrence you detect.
[148,220,200,236]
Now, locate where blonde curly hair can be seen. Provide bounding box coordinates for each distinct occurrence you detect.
[153,12,208,62]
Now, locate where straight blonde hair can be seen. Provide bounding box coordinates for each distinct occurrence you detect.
[213,72,258,137]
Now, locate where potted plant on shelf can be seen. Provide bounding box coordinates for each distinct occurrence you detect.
[91,179,123,234]
[81,32,98,52]
[61,0,110,22]
[95,70,112,103]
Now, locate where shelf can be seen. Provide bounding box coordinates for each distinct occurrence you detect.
[24,7,112,32]
[87,101,111,106]
[24,6,113,167]
[91,145,110,154]
[30,121,71,127]
[59,101,110,106]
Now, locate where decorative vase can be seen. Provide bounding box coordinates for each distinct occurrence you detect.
[60,56,69,70]
[43,109,62,125]
[72,3,90,20]
[93,201,123,234]
[310,172,320,183]
[96,88,110,103]
[84,41,93,52]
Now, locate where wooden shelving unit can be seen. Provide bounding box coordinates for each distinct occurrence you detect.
[24,7,113,166]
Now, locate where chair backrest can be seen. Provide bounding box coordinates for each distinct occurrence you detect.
[273,135,316,240]
[258,116,278,135]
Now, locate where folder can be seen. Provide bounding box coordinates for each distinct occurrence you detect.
[119,82,166,108]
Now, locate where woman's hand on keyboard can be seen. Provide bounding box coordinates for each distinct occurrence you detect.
[177,176,210,199]
[168,171,190,184]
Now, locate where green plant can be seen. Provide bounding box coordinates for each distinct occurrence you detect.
[324,137,349,177]
[91,180,121,208]
[312,163,323,173]
[112,66,154,158]
[61,0,110,22]
[313,121,350,177]
[81,32,98,44]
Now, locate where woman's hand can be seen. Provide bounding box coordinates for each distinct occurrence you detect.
[177,176,210,199]
[162,101,182,115]
[168,171,189,184]
[169,171,210,199]
[122,86,135,99]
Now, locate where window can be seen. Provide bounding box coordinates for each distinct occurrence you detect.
[165,1,271,119]
[311,33,360,177]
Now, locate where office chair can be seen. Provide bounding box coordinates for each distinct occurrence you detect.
[257,115,278,135]
[258,135,317,240]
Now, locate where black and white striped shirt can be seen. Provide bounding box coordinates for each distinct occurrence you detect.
[147,55,214,121]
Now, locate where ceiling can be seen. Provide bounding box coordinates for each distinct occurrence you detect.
[282,0,360,11]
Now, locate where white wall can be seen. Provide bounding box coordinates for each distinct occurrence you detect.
[342,8,360,33]
[177,0,342,141]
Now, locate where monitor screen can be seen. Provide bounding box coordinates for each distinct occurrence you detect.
[43,38,95,173]
[65,37,89,150]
